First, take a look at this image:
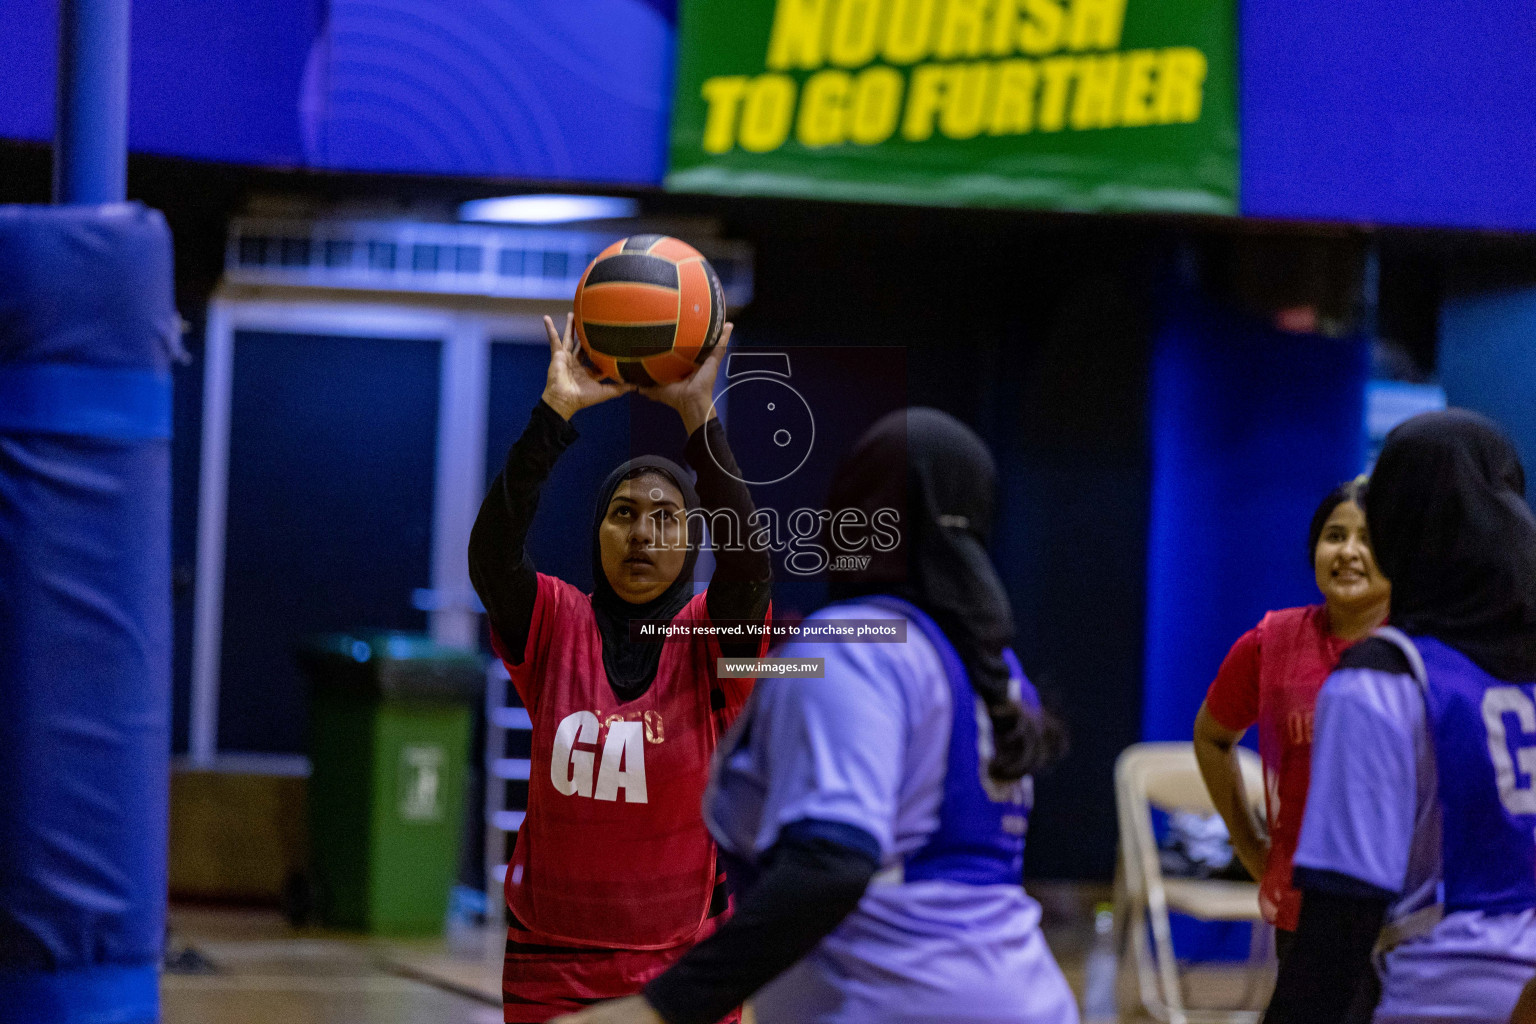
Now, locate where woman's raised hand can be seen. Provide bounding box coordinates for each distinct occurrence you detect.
[636,323,732,435]
[541,312,634,420]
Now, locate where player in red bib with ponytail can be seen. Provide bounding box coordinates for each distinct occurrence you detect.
[469,313,770,1023]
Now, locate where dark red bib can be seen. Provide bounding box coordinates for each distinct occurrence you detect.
[1253,604,1347,930]
[502,581,736,949]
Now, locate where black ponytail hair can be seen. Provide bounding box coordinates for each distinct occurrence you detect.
[986,700,1070,781]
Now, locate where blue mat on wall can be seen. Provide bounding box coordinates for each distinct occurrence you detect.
[1143,295,1369,745]
[0,203,177,1024]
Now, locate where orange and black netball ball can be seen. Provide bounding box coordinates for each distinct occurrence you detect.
[573,235,726,385]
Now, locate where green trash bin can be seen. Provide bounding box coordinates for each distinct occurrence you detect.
[299,632,483,935]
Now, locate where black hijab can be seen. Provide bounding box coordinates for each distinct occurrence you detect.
[826,407,1065,778]
[1367,409,1536,681]
[590,456,701,701]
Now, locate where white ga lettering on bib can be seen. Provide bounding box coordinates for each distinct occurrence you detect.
[550,711,649,804]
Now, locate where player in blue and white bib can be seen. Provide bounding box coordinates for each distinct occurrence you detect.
[551,408,1077,1024]
[1265,410,1536,1024]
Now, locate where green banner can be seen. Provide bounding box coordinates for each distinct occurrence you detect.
[667,0,1237,213]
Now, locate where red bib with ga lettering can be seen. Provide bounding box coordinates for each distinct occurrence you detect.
[494,574,756,950]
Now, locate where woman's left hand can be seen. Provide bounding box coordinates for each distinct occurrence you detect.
[637,323,732,435]
[548,995,667,1024]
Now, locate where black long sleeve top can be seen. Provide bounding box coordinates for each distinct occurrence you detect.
[1264,880,1389,1024]
[467,399,772,668]
[643,824,880,1024]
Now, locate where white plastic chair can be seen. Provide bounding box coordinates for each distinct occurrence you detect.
[1114,742,1272,1024]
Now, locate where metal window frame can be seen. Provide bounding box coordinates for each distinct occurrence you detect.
[223,217,755,308]
[188,286,555,765]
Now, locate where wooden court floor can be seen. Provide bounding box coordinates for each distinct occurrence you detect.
[162,906,504,1024]
[163,888,1267,1023]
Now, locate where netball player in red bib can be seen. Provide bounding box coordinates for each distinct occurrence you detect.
[1192,478,1390,956]
[469,313,770,1024]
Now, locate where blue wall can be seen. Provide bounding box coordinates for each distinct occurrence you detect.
[1440,287,1536,505]
[0,0,675,185]
[4,0,1534,226]
[0,0,324,167]
[1142,298,1369,742]
[303,0,675,182]
[5,1,1533,220]
[1239,0,1536,230]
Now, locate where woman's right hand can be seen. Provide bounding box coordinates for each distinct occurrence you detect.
[541,312,633,420]
[1192,701,1271,884]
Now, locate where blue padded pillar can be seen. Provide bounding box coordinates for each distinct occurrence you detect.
[0,203,176,1024]
[1440,287,1536,506]
[1143,296,1369,743]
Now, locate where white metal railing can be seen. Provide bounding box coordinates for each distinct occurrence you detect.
[484,660,532,925]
